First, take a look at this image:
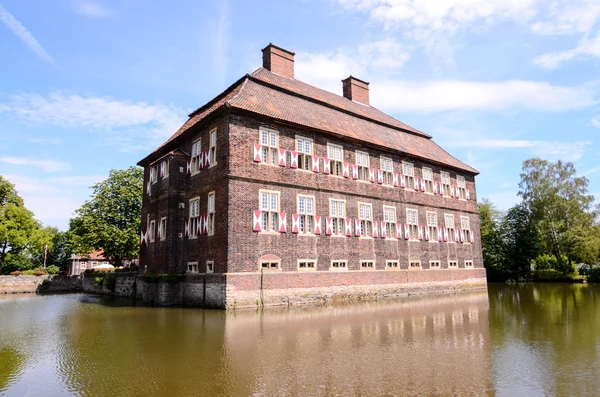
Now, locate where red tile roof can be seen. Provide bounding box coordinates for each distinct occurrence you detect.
[140,69,477,174]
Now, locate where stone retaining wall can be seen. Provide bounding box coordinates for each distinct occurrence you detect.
[0,275,83,294]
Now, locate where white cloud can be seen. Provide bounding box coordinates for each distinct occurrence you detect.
[0,91,185,150]
[0,156,69,172]
[296,39,410,93]
[534,33,600,69]
[71,0,112,18]
[530,0,600,35]
[0,4,56,66]
[372,80,597,112]
[449,139,590,162]
[592,115,600,128]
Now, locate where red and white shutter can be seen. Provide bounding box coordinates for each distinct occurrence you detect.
[421,178,426,192]
[400,174,406,188]
[279,212,287,233]
[418,224,424,240]
[455,230,460,243]
[352,164,359,180]
[253,211,262,232]
[381,223,387,239]
[194,216,200,236]
[343,162,350,178]
[450,185,455,198]
[425,226,430,241]
[278,149,287,167]
[377,170,384,184]
[203,213,208,234]
[345,218,352,236]
[186,160,191,175]
[292,214,299,233]
[355,218,362,237]
[205,149,210,168]
[185,220,190,237]
[198,152,204,169]
[459,229,464,243]
[146,180,151,196]
[290,151,298,168]
[404,224,410,240]
[326,217,333,235]
[369,168,376,183]
[312,155,320,173]
[433,181,438,194]
[372,220,378,238]
[470,230,475,244]
[466,189,471,201]
[323,158,331,174]
[414,179,420,191]
[443,228,449,242]
[393,173,399,187]
[159,162,164,178]
[437,226,443,242]
[140,229,147,245]
[396,222,402,239]
[314,215,322,235]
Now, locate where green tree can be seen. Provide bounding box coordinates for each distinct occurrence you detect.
[500,204,540,279]
[68,167,143,266]
[0,177,48,273]
[519,158,595,269]
[478,198,506,280]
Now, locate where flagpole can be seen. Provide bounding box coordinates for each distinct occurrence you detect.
[43,244,48,269]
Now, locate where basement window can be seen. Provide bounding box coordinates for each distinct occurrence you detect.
[409,261,421,269]
[430,261,441,269]
[360,261,375,270]
[261,261,280,270]
[331,260,347,270]
[465,260,474,268]
[298,260,316,271]
[206,261,214,274]
[448,261,458,268]
[187,262,198,273]
[386,260,399,270]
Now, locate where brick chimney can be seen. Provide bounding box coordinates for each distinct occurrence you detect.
[342,76,370,105]
[262,43,295,79]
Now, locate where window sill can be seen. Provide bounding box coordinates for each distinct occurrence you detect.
[298,268,317,272]
[329,268,348,272]
[297,233,317,237]
[259,231,281,236]
[208,164,217,169]
[259,162,278,167]
[189,236,198,240]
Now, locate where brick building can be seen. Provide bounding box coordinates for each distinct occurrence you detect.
[137,44,486,308]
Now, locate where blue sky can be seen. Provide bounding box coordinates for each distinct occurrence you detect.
[1,0,599,230]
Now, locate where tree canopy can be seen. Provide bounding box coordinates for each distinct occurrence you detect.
[68,167,143,265]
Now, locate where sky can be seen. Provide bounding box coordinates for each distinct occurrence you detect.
[1,0,599,231]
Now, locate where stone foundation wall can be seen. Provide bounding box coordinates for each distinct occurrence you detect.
[82,273,137,298]
[0,275,48,294]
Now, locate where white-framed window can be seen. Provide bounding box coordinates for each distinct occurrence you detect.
[383,206,397,238]
[187,262,198,273]
[386,260,399,270]
[150,166,158,183]
[445,213,456,242]
[296,136,313,171]
[191,139,201,174]
[360,260,375,270]
[148,220,156,243]
[260,190,279,233]
[209,128,217,166]
[260,127,278,165]
[430,261,441,269]
[206,261,214,273]
[449,260,458,268]
[381,157,393,185]
[329,199,346,236]
[426,211,438,241]
[298,195,315,234]
[330,260,348,270]
[465,260,474,268]
[356,151,370,181]
[207,192,215,236]
[441,171,451,196]
[409,261,421,269]
[189,197,200,238]
[327,143,343,176]
[402,162,415,189]
[423,167,433,193]
[358,202,373,237]
[457,175,467,199]
[159,217,167,241]
[161,160,169,179]
[406,208,419,240]
[298,260,316,271]
[260,260,280,271]
[461,216,471,243]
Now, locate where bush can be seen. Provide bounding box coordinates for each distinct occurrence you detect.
[22,270,35,276]
[33,270,46,276]
[144,272,160,283]
[10,271,22,276]
[41,279,49,287]
[164,274,184,284]
[531,269,575,282]
[588,268,600,282]
[94,276,104,286]
[103,273,116,291]
[46,265,60,275]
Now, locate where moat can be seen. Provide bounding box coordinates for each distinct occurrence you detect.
[1,283,599,396]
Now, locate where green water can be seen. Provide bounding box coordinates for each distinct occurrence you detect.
[0,283,599,396]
